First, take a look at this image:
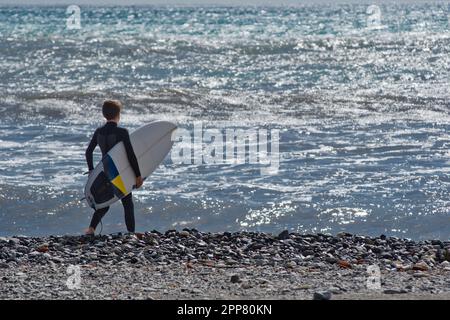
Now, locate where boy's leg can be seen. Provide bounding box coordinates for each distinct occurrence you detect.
[121,193,135,233]
[89,207,109,231]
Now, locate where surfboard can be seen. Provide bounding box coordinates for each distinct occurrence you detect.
[84,121,177,210]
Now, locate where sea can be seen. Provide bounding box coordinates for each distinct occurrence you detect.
[1,3,450,240]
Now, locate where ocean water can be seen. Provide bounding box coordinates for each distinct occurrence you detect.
[1,3,450,239]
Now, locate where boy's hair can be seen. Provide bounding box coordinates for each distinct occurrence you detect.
[102,100,122,120]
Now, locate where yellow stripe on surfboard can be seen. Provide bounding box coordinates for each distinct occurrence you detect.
[111,175,127,195]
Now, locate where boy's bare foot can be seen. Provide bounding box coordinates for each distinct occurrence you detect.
[84,227,95,235]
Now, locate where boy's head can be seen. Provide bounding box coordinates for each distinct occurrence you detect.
[102,100,122,122]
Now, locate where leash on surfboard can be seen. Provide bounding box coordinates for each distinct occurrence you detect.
[79,171,90,201]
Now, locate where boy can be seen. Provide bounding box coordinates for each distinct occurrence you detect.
[85,100,143,235]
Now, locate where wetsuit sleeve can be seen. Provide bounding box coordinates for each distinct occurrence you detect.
[85,129,98,171]
[122,129,141,178]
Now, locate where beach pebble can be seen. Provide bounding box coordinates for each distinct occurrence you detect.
[413,272,429,278]
[413,261,429,271]
[325,257,338,264]
[28,251,41,258]
[313,291,332,300]
[286,261,297,269]
[329,287,343,294]
[241,282,252,290]
[277,230,290,240]
[9,238,20,246]
[36,244,49,253]
[179,231,190,238]
[338,260,352,269]
[230,275,241,283]
[383,289,408,294]
[440,261,450,268]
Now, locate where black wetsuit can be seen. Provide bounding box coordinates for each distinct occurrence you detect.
[85,121,141,232]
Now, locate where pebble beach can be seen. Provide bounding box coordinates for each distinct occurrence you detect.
[1,230,450,300]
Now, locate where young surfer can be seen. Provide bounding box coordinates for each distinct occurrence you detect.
[84,100,143,235]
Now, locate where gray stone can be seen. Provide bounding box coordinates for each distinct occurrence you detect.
[277,230,290,240]
[313,291,332,300]
[230,275,241,283]
[383,289,408,294]
[241,283,252,289]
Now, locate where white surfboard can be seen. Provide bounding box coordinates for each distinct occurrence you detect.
[84,121,177,210]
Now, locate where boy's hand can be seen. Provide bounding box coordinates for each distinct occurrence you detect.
[135,176,144,189]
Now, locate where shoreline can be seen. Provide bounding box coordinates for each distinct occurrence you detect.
[1,230,450,300]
